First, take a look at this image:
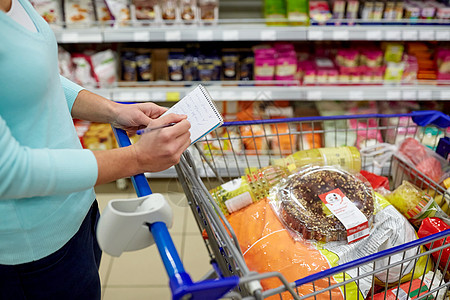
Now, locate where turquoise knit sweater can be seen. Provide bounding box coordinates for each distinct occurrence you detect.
[0,0,98,264]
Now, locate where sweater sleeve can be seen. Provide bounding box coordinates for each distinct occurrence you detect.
[0,117,98,200]
[59,75,84,113]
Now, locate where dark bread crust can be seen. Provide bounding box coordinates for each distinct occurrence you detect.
[279,167,374,242]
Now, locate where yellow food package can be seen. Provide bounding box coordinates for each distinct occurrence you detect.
[385,181,450,227]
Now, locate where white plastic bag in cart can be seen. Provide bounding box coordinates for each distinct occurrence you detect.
[322,193,432,297]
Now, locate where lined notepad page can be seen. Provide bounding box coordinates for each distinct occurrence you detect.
[162,85,223,144]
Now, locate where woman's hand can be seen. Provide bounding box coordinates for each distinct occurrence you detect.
[132,113,191,173]
[111,102,168,134]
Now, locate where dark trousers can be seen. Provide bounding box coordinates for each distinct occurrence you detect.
[0,201,102,300]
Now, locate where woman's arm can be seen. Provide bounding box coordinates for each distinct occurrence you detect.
[0,116,97,199]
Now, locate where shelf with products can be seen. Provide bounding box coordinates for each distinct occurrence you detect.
[88,83,450,102]
[53,23,450,43]
[59,38,450,102]
[35,0,450,43]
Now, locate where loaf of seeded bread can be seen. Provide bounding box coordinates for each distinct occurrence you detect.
[277,166,375,242]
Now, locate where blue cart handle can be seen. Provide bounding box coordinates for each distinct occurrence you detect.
[112,127,239,300]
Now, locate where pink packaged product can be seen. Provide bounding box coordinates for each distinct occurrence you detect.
[360,50,383,68]
[378,101,420,144]
[402,55,419,84]
[274,43,295,53]
[298,60,315,85]
[275,56,298,84]
[314,57,339,85]
[339,69,351,84]
[349,103,383,149]
[436,49,450,74]
[336,49,359,67]
[254,48,276,81]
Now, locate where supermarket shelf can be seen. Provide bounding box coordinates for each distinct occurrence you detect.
[53,24,450,43]
[92,84,450,102]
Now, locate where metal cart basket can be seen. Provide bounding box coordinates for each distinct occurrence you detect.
[175,110,450,300]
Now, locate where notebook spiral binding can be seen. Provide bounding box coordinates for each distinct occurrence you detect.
[198,84,223,123]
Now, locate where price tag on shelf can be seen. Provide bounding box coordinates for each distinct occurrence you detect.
[307,91,322,101]
[197,30,213,41]
[366,30,382,41]
[260,30,276,40]
[165,30,181,41]
[134,92,151,101]
[332,30,349,40]
[256,90,273,101]
[152,92,165,101]
[133,31,150,42]
[222,30,239,41]
[349,90,364,101]
[60,33,79,43]
[166,92,180,102]
[436,30,450,41]
[386,90,401,101]
[117,92,134,101]
[308,30,324,40]
[242,91,257,100]
[419,30,435,41]
[385,30,401,40]
[440,90,450,100]
[418,90,432,100]
[402,90,417,100]
[402,30,418,40]
[222,91,236,101]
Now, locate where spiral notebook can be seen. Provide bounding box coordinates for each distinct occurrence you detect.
[162,84,223,145]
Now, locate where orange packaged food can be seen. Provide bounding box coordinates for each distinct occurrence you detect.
[227,199,349,300]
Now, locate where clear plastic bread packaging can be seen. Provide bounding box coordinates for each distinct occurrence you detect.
[269,164,376,244]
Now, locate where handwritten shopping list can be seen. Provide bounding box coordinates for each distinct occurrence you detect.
[162,85,223,144]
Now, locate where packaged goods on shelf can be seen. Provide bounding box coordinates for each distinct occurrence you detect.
[94,0,113,24]
[64,0,96,27]
[377,101,419,144]
[133,0,158,22]
[309,0,332,24]
[221,49,239,81]
[59,47,76,81]
[72,54,97,87]
[160,0,177,24]
[198,0,218,24]
[286,0,309,25]
[167,50,185,81]
[264,0,287,25]
[91,50,118,86]
[104,0,131,26]
[121,50,138,81]
[30,0,63,28]
[76,122,115,150]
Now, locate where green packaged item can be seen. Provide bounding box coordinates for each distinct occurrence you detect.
[210,165,289,215]
[264,0,287,25]
[286,0,309,25]
[384,43,404,63]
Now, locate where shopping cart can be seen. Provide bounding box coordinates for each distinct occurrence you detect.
[173,110,450,299]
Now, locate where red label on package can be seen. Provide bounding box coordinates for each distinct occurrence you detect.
[319,188,370,243]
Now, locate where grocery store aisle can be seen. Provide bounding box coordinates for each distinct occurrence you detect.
[94,179,212,300]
